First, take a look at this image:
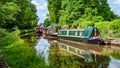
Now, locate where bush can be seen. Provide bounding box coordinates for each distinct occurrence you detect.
[0,30,48,68]
[109,19,120,38]
[95,19,120,39]
[95,21,111,39]
[0,30,20,47]
[110,19,120,32]
[0,28,8,36]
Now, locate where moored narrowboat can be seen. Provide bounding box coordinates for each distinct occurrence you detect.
[35,25,43,35]
[58,27,105,45]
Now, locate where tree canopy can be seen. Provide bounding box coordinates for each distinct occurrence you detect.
[0,0,38,30]
[46,0,119,27]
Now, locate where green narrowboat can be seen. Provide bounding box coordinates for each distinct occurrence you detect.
[58,27,105,45]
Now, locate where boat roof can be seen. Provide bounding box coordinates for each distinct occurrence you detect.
[60,29,84,31]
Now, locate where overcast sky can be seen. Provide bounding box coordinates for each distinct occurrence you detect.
[31,0,120,24]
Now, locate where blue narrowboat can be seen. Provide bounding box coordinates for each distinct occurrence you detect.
[58,27,105,45]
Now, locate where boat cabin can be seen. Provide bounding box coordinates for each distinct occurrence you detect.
[58,27,104,45]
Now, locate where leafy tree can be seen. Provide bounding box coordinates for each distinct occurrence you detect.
[12,0,38,29]
[47,0,61,23]
[47,0,119,28]
[0,2,21,29]
[0,0,38,30]
[43,18,51,27]
[110,19,120,32]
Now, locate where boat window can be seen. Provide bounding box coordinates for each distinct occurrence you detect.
[69,31,75,36]
[62,31,67,35]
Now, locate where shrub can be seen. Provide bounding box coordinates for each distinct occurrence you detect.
[0,28,8,36]
[0,30,48,68]
[95,21,111,39]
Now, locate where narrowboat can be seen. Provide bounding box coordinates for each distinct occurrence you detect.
[35,25,43,35]
[58,27,105,45]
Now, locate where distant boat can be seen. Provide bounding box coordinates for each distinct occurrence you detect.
[58,27,105,45]
[35,25,43,36]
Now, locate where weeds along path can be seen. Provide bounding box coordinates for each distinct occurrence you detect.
[0,36,8,68]
[0,56,7,68]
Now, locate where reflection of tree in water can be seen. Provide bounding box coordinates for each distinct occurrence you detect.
[49,45,60,68]
[49,46,110,68]
[83,56,110,68]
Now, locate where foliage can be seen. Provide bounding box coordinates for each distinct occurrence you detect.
[43,18,51,27]
[109,19,120,37]
[47,0,61,23]
[0,31,48,68]
[47,0,118,28]
[20,29,35,35]
[0,0,38,30]
[110,19,120,31]
[102,48,120,60]
[94,19,120,39]
[95,21,111,39]
[47,0,120,39]
[111,53,120,60]
[0,2,21,29]
[0,30,20,47]
[49,46,110,68]
[0,28,8,36]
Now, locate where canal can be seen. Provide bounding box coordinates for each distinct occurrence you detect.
[33,35,120,68]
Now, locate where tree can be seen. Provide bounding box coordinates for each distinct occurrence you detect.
[13,0,38,29]
[43,18,51,27]
[47,0,119,28]
[0,2,21,29]
[47,0,61,23]
[0,0,38,30]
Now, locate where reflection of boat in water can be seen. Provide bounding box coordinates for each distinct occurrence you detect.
[58,27,105,45]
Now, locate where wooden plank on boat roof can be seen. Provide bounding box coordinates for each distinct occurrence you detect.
[60,29,84,31]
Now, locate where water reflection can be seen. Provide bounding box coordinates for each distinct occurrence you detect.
[49,45,110,68]
[35,37,50,65]
[34,36,120,68]
[108,56,120,68]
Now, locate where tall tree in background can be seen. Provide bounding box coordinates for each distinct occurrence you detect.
[0,2,21,29]
[0,0,38,30]
[44,18,51,27]
[47,0,61,23]
[13,0,38,29]
[47,0,118,27]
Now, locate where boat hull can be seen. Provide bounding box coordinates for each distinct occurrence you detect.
[58,36,105,45]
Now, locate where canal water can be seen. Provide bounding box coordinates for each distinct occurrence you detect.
[35,37,50,65]
[34,36,120,68]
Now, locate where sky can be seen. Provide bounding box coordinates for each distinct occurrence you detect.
[31,0,48,24]
[31,0,120,24]
[108,0,120,16]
